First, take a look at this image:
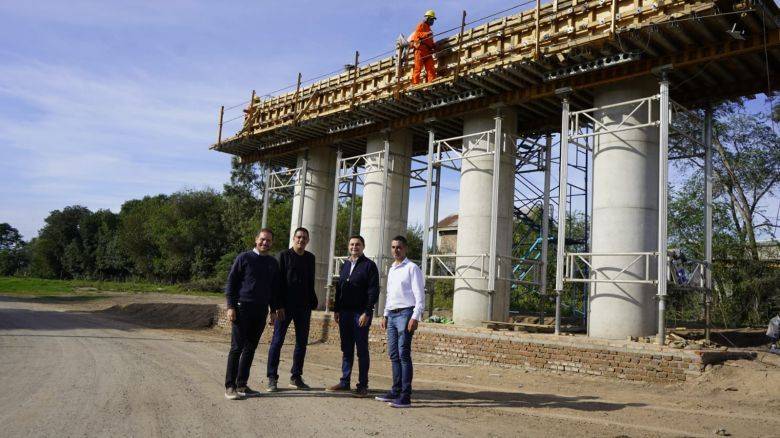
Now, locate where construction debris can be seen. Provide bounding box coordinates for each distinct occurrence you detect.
[627,332,719,350]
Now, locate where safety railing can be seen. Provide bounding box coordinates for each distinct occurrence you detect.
[425,253,490,280]
[564,252,658,285]
[569,95,661,141]
[267,167,303,191]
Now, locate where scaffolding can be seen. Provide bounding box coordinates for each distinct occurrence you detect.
[511,131,590,326]
[322,146,392,313]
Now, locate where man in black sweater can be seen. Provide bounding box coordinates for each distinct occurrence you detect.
[224,228,283,400]
[327,235,379,397]
[266,227,318,392]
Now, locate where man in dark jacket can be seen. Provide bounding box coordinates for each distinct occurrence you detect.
[327,235,379,397]
[266,227,318,392]
[224,228,283,400]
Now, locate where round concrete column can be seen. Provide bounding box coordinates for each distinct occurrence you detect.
[589,77,659,339]
[289,146,337,309]
[453,108,517,327]
[360,130,412,314]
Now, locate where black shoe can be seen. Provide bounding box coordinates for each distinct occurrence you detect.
[352,387,369,398]
[237,386,261,397]
[289,376,311,390]
[266,378,278,393]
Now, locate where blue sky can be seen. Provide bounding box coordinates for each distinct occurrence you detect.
[0,0,521,240]
[1,1,776,240]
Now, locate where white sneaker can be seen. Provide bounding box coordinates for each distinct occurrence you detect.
[225,387,242,400]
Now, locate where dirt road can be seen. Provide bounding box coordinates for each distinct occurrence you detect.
[1,296,778,437]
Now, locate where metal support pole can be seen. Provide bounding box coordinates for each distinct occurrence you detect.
[539,133,552,323]
[487,112,503,321]
[429,163,442,319]
[374,136,391,316]
[421,130,436,318]
[217,105,224,145]
[657,73,670,345]
[583,138,591,328]
[261,163,271,228]
[704,106,714,342]
[554,93,570,335]
[325,150,343,312]
[296,152,309,229]
[347,175,357,238]
[421,130,435,278]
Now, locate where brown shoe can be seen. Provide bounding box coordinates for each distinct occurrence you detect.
[352,387,369,398]
[326,383,350,392]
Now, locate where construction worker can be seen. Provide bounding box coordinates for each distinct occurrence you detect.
[409,10,437,85]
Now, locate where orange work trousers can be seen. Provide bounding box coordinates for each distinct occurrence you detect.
[412,49,436,84]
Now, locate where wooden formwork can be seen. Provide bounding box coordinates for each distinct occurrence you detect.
[213,0,780,161]
[244,0,716,135]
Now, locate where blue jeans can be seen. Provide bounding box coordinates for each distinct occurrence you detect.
[386,307,414,401]
[266,307,311,380]
[338,310,371,389]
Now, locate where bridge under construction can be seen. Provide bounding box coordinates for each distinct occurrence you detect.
[211,0,780,343]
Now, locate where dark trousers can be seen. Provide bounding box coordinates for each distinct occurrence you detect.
[387,307,414,401]
[225,302,268,389]
[338,310,371,389]
[266,307,312,379]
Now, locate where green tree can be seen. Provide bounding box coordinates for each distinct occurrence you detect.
[669,101,780,325]
[29,206,91,278]
[222,157,263,252]
[672,102,779,260]
[0,223,27,275]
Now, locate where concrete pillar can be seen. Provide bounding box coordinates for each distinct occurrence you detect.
[453,108,517,327]
[589,77,659,339]
[289,146,337,309]
[360,130,413,314]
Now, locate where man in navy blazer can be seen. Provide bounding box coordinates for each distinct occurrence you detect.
[326,235,379,397]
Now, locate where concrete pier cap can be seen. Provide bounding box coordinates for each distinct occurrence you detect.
[588,76,660,339]
[289,146,337,309]
[452,106,517,327]
[360,129,413,314]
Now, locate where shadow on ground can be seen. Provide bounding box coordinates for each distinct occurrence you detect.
[234,388,644,412]
[412,389,645,411]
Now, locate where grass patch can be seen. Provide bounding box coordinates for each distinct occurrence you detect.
[0,276,221,298]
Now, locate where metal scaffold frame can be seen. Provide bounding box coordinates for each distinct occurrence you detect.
[419,109,551,321]
[554,71,715,343]
[260,158,308,229]
[323,144,392,312]
[511,130,590,326]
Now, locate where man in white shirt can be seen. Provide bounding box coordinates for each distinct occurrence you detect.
[375,235,425,408]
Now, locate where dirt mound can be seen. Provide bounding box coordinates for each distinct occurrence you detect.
[100,303,218,329]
